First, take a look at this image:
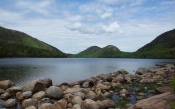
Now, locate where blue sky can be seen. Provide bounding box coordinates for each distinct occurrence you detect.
[0,0,175,53]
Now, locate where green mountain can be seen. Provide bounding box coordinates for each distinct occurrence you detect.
[73,45,131,58]
[134,29,175,58]
[73,46,101,57]
[0,26,67,57]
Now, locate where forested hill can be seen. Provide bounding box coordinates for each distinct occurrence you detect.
[73,45,131,58]
[0,26,67,57]
[134,29,175,58]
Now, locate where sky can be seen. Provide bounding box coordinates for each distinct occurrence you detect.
[0,0,175,54]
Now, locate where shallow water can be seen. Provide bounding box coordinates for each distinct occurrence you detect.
[0,58,175,86]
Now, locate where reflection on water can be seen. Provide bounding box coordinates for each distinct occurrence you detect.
[0,58,175,86]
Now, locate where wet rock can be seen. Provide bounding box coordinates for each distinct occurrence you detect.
[156,86,172,94]
[82,99,99,109]
[16,91,32,100]
[3,99,17,108]
[136,68,147,75]
[32,91,46,100]
[46,86,63,100]
[22,98,37,108]
[0,80,15,90]
[38,103,53,109]
[53,99,67,109]
[6,86,22,96]
[69,81,80,87]
[72,104,81,109]
[72,96,83,105]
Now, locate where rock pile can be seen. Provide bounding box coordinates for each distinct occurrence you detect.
[0,64,175,109]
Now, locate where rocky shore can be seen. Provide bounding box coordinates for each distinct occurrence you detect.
[0,63,175,109]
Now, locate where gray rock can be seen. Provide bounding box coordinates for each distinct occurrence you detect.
[32,91,46,100]
[38,103,53,109]
[16,91,32,100]
[3,99,17,108]
[46,86,63,100]
[82,99,99,109]
[136,68,147,75]
[72,96,83,105]
[72,104,81,109]
[0,89,5,94]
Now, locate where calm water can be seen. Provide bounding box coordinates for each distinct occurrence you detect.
[0,58,175,86]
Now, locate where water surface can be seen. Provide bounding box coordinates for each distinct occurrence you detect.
[0,58,175,86]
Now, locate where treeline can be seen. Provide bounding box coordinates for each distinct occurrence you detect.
[0,43,67,58]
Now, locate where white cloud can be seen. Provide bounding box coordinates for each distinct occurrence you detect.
[100,22,123,34]
[101,13,112,19]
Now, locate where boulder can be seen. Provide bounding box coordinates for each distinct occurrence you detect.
[128,91,175,109]
[0,89,5,94]
[0,80,15,90]
[26,106,37,109]
[96,83,110,90]
[136,68,147,75]
[72,104,81,109]
[1,92,11,99]
[3,99,17,108]
[38,103,53,109]
[82,82,89,88]
[6,86,22,96]
[38,78,52,88]
[64,88,84,94]
[64,93,74,103]
[113,74,124,82]
[100,100,115,109]
[53,99,67,109]
[22,98,37,108]
[46,86,63,100]
[16,91,32,100]
[22,81,46,94]
[140,78,155,83]
[156,86,172,94]
[82,99,99,109]
[85,91,96,100]
[73,92,85,99]
[72,96,83,105]
[32,91,46,100]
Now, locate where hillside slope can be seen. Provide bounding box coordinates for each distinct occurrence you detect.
[0,26,66,57]
[134,29,175,58]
